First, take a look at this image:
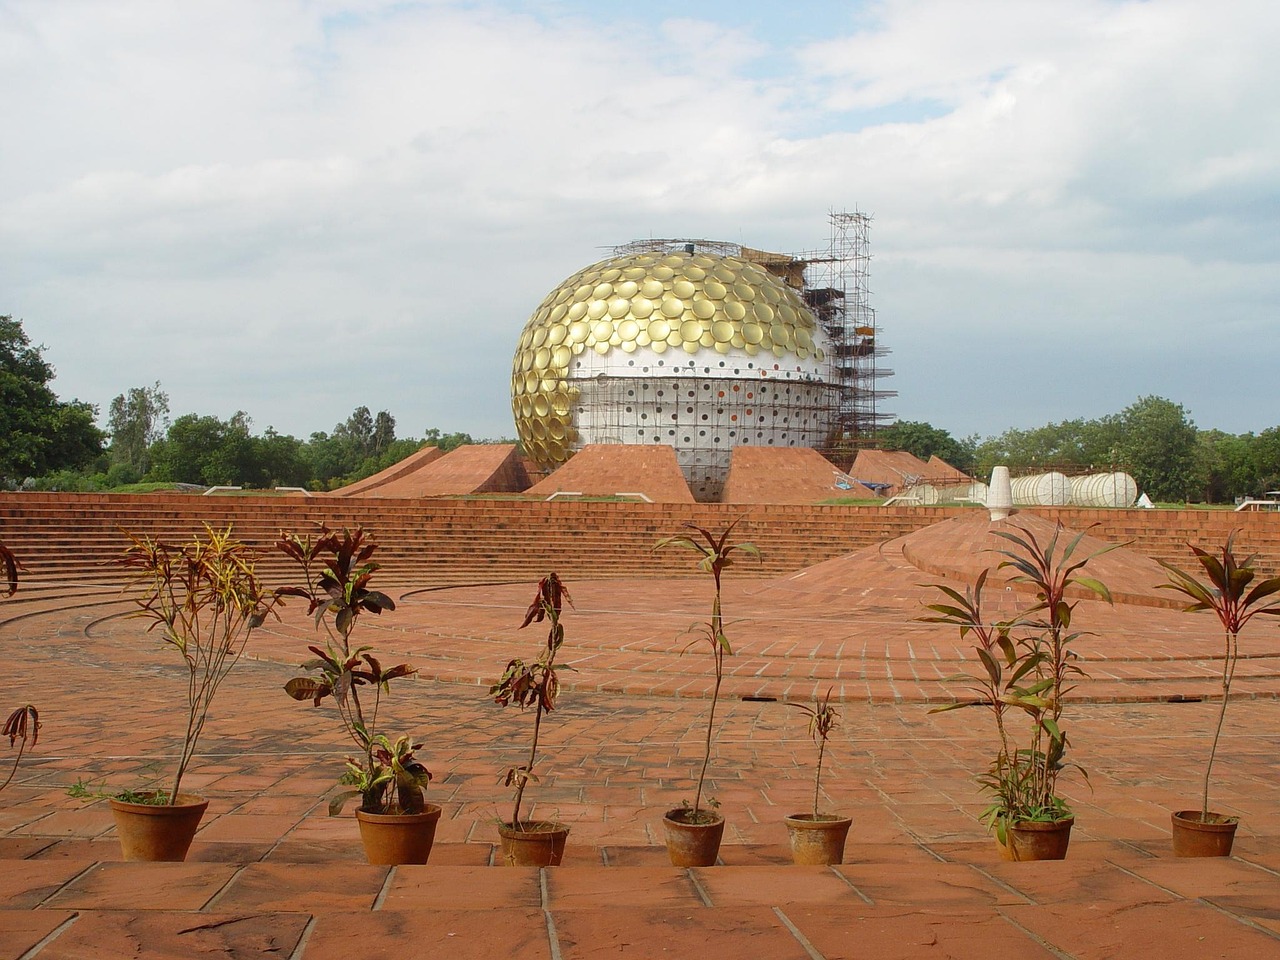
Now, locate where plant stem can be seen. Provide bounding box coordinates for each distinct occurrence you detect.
[812,736,825,819]
[512,700,543,828]
[694,656,721,816]
[1202,628,1237,820]
[694,583,724,818]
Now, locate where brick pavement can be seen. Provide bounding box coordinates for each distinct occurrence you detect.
[2,513,1279,957]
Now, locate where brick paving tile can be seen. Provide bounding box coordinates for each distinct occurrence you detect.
[264,838,369,863]
[692,864,860,906]
[11,809,113,839]
[380,864,542,910]
[1001,899,1280,959]
[28,910,309,960]
[0,859,92,908]
[419,841,495,865]
[42,862,238,911]
[0,911,78,959]
[546,866,703,909]
[195,812,308,844]
[213,861,389,912]
[833,862,1022,907]
[552,905,815,959]
[1120,856,1280,899]
[229,793,322,817]
[598,845,684,867]
[1203,893,1280,937]
[782,905,1062,960]
[0,836,56,859]
[1239,841,1280,872]
[976,857,1181,908]
[282,816,365,844]
[27,838,122,861]
[302,908,552,960]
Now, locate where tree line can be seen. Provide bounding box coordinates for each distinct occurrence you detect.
[877,396,1280,504]
[2,315,1275,502]
[1,316,483,492]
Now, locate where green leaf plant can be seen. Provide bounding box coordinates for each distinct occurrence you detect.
[1158,532,1280,823]
[923,523,1115,844]
[490,573,573,831]
[113,524,281,804]
[791,688,840,820]
[1,537,39,794]
[277,524,431,816]
[655,518,760,823]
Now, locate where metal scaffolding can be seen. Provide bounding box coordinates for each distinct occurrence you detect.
[612,213,895,460]
[793,211,896,460]
[606,210,896,473]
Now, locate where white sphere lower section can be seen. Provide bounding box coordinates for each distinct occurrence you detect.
[568,343,835,500]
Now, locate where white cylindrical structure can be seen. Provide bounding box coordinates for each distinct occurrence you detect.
[1070,472,1138,508]
[987,466,1013,520]
[926,481,990,504]
[914,483,940,505]
[1011,472,1071,506]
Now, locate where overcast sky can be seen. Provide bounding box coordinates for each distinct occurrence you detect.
[3,0,1276,443]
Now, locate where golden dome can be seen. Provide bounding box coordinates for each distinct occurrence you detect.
[512,250,826,470]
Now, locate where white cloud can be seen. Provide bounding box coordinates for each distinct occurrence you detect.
[1,0,1277,441]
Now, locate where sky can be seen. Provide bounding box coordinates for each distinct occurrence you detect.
[2,0,1277,444]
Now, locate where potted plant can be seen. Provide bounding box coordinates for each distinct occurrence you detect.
[90,525,279,860]
[924,523,1114,861]
[490,573,573,866]
[2,538,39,795]
[655,518,760,867]
[1158,533,1280,857]
[277,524,439,865]
[784,688,851,864]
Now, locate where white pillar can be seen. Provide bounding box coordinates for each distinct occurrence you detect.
[987,466,1013,521]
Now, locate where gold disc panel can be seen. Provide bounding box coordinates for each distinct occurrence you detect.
[511,250,826,469]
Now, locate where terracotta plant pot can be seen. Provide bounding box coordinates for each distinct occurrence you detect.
[1171,810,1238,858]
[784,813,852,865]
[662,808,725,867]
[1000,817,1074,862]
[109,793,209,862]
[355,805,442,865]
[497,820,569,866]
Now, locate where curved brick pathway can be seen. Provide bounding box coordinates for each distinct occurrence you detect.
[2,513,1279,957]
[242,513,1280,705]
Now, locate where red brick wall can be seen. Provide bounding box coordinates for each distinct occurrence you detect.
[1,494,1276,586]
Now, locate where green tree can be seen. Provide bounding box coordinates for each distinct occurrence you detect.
[149,412,254,486]
[422,427,474,452]
[1253,428,1280,496]
[107,381,169,477]
[877,421,974,472]
[45,401,106,476]
[1196,430,1258,504]
[334,406,376,459]
[970,419,1112,478]
[250,428,311,488]
[0,315,104,482]
[373,410,396,457]
[302,431,350,487]
[1110,396,1199,503]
